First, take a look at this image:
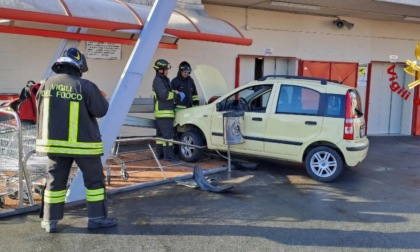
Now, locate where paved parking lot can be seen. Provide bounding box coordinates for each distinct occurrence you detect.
[1,136,420,251]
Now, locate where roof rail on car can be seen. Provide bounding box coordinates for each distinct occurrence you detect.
[258,75,328,85]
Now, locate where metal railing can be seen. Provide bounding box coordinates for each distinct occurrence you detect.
[111,136,207,179]
[0,108,36,207]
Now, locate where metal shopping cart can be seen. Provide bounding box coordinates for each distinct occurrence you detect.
[0,108,48,207]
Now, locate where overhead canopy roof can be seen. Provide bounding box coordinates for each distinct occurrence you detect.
[0,0,252,48]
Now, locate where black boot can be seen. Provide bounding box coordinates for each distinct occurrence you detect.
[88,217,118,229]
[155,144,163,160]
[163,145,179,162]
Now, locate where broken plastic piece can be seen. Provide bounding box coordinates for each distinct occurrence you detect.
[193,164,233,192]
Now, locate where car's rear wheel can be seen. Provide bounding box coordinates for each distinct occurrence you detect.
[305,146,343,182]
[179,130,205,162]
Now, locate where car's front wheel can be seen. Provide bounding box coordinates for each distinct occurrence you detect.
[179,130,205,162]
[305,146,344,182]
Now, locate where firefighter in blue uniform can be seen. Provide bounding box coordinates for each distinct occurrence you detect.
[152,59,184,161]
[171,61,199,111]
[36,48,117,233]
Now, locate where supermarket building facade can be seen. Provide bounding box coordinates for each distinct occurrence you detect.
[1,0,420,136]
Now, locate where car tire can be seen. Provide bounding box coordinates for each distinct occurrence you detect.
[179,130,205,163]
[305,146,344,182]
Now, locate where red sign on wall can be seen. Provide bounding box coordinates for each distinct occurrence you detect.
[387,64,411,100]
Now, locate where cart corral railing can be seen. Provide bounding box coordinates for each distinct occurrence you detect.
[0,107,37,208]
[110,136,207,179]
[115,136,207,149]
[0,107,215,217]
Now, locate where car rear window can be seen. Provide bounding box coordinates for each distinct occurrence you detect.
[324,94,345,117]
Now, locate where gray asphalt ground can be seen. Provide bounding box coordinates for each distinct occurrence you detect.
[1,135,420,252]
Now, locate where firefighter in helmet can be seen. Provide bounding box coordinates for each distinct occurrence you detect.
[171,61,199,112]
[152,59,183,161]
[36,47,117,233]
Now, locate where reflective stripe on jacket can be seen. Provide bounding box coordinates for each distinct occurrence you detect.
[153,72,176,118]
[36,72,108,157]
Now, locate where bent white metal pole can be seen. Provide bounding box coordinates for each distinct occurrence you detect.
[66,0,178,202]
[42,27,85,80]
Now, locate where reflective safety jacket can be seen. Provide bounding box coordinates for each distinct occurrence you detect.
[36,71,109,157]
[153,72,176,118]
[171,74,199,110]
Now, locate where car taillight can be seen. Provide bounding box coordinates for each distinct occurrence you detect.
[344,91,354,140]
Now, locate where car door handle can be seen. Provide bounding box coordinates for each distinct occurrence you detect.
[252,117,263,121]
[305,121,317,125]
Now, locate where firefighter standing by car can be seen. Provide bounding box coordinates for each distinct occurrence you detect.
[36,48,117,233]
[153,59,184,161]
[171,61,199,111]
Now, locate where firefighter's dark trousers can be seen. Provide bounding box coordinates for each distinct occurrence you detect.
[155,118,176,160]
[41,156,107,221]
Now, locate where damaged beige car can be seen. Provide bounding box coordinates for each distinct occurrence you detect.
[175,65,369,182]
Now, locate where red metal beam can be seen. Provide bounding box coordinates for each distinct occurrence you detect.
[213,17,248,39]
[164,29,252,46]
[173,10,201,32]
[364,63,373,134]
[0,8,141,31]
[58,0,72,16]
[115,0,144,25]
[0,7,252,46]
[235,56,240,88]
[0,26,177,49]
[412,74,420,135]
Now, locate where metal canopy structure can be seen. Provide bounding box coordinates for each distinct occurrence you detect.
[0,0,253,204]
[0,0,252,46]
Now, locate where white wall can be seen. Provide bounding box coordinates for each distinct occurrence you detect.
[204,5,420,85]
[0,34,59,93]
[2,4,420,103]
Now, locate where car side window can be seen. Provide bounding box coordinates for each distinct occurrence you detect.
[248,86,272,112]
[219,85,272,112]
[276,85,320,115]
[277,86,292,113]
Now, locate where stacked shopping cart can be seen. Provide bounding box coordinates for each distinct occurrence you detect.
[0,108,48,207]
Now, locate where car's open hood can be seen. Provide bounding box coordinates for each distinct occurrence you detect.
[192,64,229,104]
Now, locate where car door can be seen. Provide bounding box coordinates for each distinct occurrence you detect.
[210,84,273,154]
[264,83,325,159]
